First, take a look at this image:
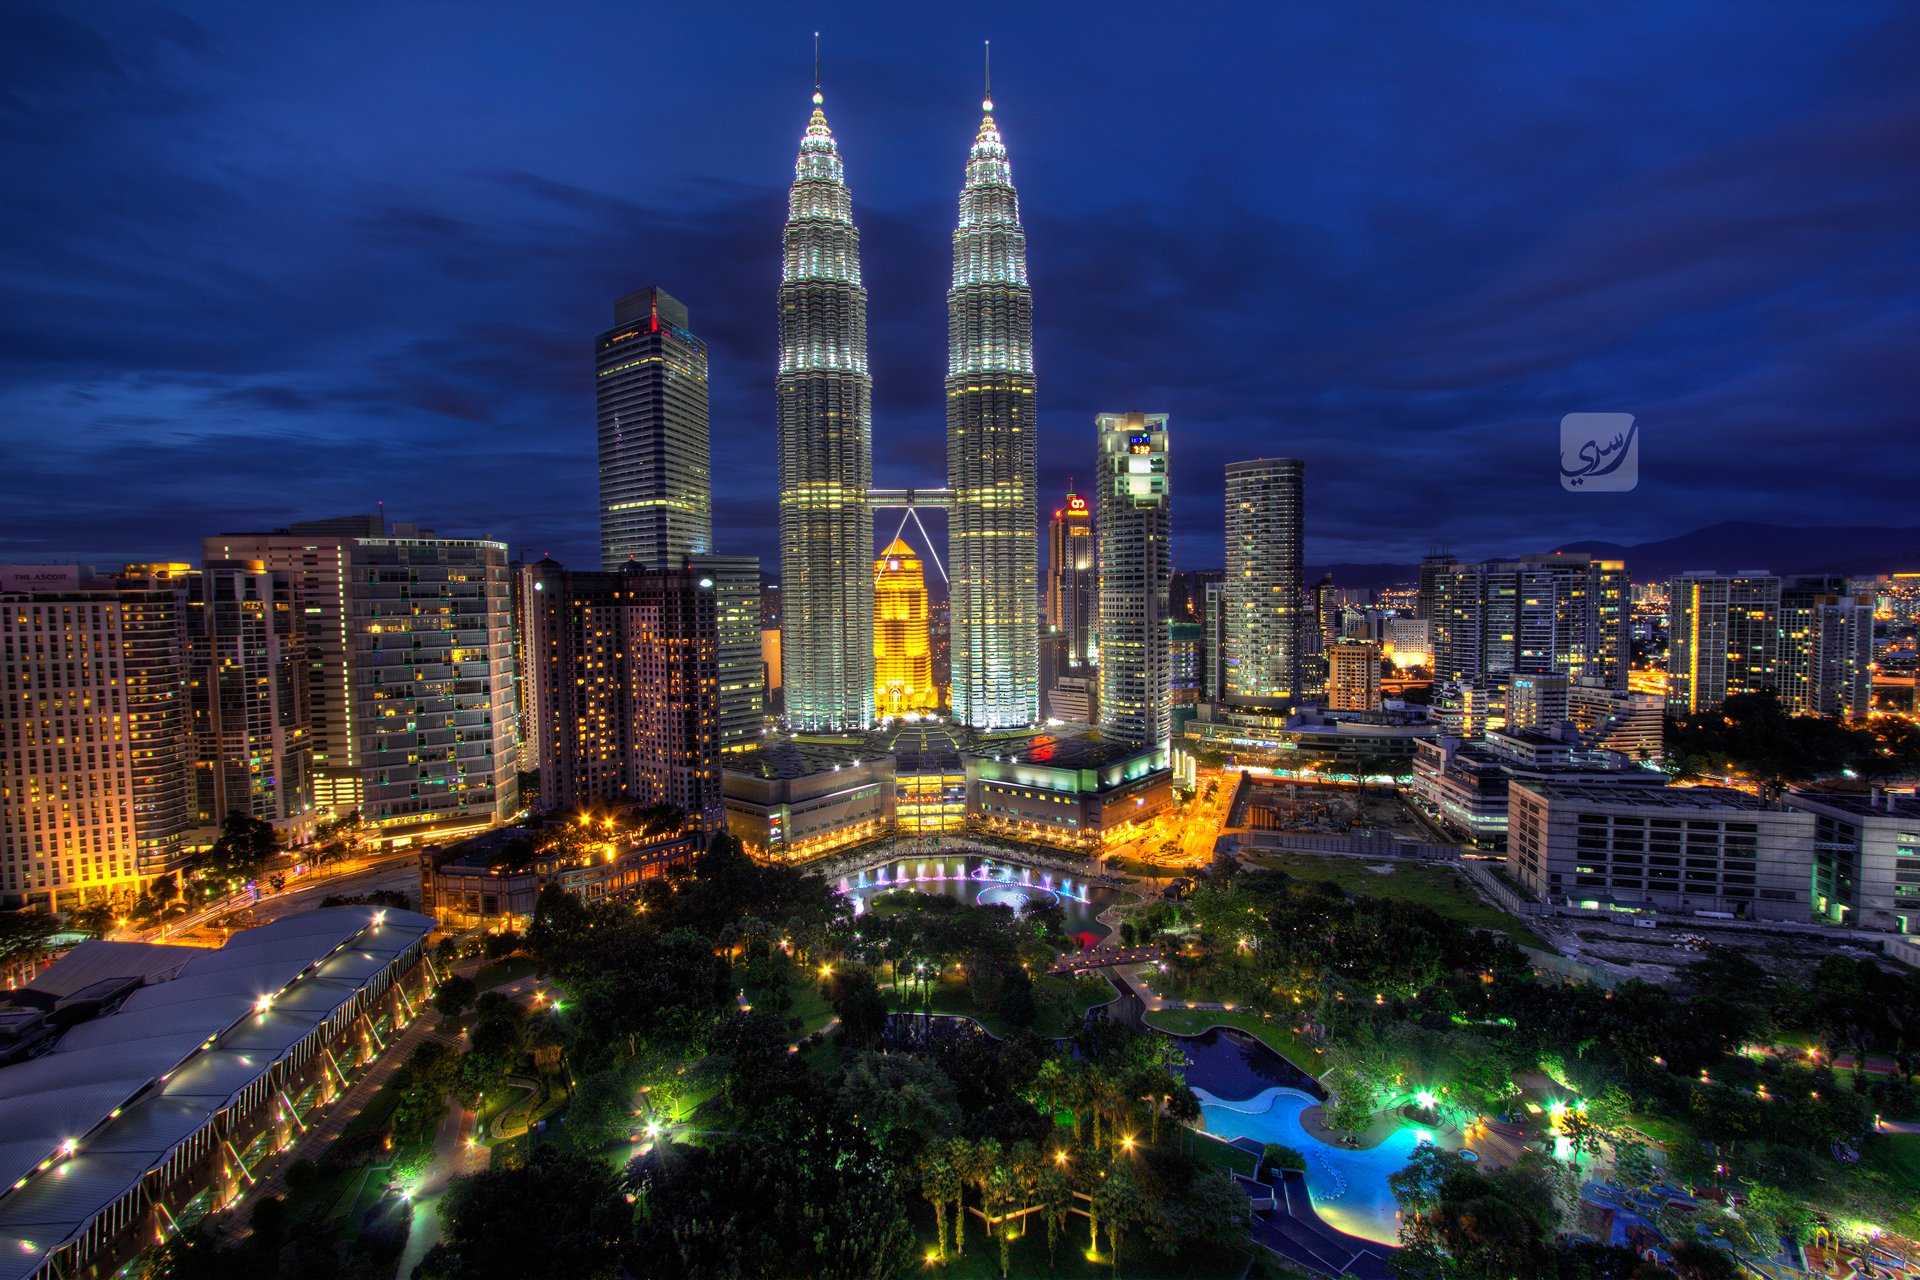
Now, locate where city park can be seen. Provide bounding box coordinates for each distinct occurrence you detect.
[148,796,1920,1280]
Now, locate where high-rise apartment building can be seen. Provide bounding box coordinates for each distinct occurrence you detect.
[204,514,385,814]
[1202,578,1229,703]
[1567,680,1664,760]
[873,536,938,717]
[777,87,874,731]
[183,562,313,834]
[948,94,1039,730]
[349,537,519,834]
[1,567,191,909]
[1223,458,1306,705]
[597,287,712,570]
[1431,554,1630,691]
[1667,571,1780,714]
[687,555,766,752]
[521,560,720,827]
[1779,576,1874,719]
[1096,413,1171,751]
[1046,490,1096,669]
[1326,638,1382,711]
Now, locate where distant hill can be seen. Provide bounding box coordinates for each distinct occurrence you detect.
[1551,522,1920,581]
[1312,522,1920,593]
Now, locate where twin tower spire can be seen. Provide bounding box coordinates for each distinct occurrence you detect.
[777,50,1039,733]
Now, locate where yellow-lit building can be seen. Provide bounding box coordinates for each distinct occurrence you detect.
[874,536,938,716]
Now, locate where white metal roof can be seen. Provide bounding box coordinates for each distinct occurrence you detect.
[0,905,433,1280]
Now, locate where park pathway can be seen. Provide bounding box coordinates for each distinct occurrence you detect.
[392,1096,489,1279]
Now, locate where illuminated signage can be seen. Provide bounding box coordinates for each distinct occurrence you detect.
[1128,435,1153,456]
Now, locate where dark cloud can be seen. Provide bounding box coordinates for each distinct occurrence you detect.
[2,1,1915,579]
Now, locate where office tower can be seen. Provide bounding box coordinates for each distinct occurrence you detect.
[349,536,520,833]
[184,562,314,833]
[1384,617,1432,668]
[1506,672,1570,731]
[521,560,720,826]
[1201,578,1230,703]
[1779,576,1874,719]
[873,536,938,717]
[1431,554,1629,690]
[1,567,190,909]
[1046,490,1096,669]
[1222,458,1305,705]
[1326,639,1382,711]
[778,86,874,731]
[597,287,713,570]
[1169,620,1204,707]
[1667,571,1781,714]
[1416,553,1453,622]
[687,555,766,751]
[204,514,385,814]
[948,92,1039,730]
[1096,413,1171,750]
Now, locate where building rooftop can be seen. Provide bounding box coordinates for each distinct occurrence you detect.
[1785,789,1920,819]
[727,738,875,781]
[1517,782,1772,811]
[0,905,432,1280]
[988,731,1152,771]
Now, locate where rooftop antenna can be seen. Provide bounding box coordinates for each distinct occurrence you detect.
[813,31,822,105]
[983,39,992,112]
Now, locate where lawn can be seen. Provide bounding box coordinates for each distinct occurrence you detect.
[744,970,836,1037]
[474,955,538,989]
[886,971,1116,1038]
[1143,1005,1328,1076]
[1239,851,1553,951]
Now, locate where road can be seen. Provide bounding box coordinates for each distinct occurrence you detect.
[1099,771,1238,885]
[145,853,420,943]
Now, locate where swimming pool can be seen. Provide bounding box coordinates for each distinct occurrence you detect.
[1195,1085,1434,1246]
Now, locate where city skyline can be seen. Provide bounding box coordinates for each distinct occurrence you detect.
[7,5,1919,574]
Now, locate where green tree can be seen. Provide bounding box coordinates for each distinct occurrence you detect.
[201,811,277,884]
[416,1146,629,1280]
[434,974,478,1018]
[1093,1169,1146,1269]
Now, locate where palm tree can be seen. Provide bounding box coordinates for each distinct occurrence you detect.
[1090,1070,1129,1152]
[920,1149,960,1259]
[1038,1165,1073,1272]
[986,1166,1018,1277]
[1093,1170,1146,1270]
[1032,1058,1069,1130]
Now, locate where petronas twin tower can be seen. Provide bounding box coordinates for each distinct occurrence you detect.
[778,80,1038,732]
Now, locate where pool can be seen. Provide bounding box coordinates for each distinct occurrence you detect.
[838,854,1119,943]
[1195,1085,1435,1246]
[1177,1026,1324,1100]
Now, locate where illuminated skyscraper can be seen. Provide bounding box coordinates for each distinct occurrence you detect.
[873,535,938,717]
[1046,490,1095,668]
[1224,458,1306,703]
[521,559,721,827]
[597,287,712,569]
[1096,413,1171,751]
[778,84,873,731]
[948,89,1038,729]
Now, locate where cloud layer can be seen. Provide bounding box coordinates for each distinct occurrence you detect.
[3,2,1915,576]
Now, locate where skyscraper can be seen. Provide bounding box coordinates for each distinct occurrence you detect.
[1431,553,1630,691]
[1046,490,1095,668]
[1,566,191,909]
[1668,571,1780,714]
[948,91,1039,729]
[1223,458,1306,704]
[1096,413,1171,751]
[185,561,314,834]
[521,559,721,827]
[348,535,520,834]
[778,85,873,731]
[597,287,712,570]
[873,535,938,717]
[1779,576,1874,719]
[687,555,767,751]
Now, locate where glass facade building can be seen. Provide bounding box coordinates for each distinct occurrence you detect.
[597,287,713,570]
[947,96,1039,730]
[1095,413,1171,751]
[1223,457,1306,703]
[777,90,874,731]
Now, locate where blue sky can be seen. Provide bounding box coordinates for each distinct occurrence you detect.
[3,1,1916,573]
